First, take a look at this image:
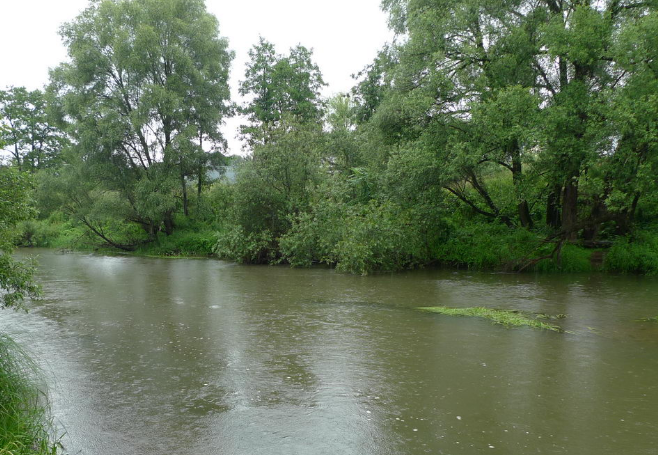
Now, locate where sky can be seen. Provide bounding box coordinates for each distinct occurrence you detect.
[0,0,393,154]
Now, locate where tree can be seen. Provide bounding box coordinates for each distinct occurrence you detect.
[375,0,658,238]
[48,0,233,244]
[0,161,40,309]
[0,87,66,172]
[239,37,325,146]
[215,116,326,263]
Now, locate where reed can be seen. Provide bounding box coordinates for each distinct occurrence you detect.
[0,335,59,455]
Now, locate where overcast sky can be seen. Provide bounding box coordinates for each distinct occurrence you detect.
[0,0,392,154]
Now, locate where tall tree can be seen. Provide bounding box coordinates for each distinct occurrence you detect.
[239,38,325,146]
[49,0,233,242]
[0,87,66,172]
[376,0,658,237]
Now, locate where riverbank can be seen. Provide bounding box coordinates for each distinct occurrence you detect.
[16,216,658,275]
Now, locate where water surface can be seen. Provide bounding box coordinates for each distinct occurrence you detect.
[2,249,657,454]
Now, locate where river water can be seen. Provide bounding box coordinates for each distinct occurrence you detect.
[2,249,657,454]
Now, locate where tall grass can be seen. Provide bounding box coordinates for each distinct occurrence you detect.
[0,335,59,455]
[605,230,658,275]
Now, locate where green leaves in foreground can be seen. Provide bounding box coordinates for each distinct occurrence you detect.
[0,335,60,454]
[418,306,563,332]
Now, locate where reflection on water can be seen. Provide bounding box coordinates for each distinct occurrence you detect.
[1,249,657,454]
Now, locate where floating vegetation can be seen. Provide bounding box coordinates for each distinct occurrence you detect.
[535,313,567,320]
[636,316,658,322]
[418,306,564,332]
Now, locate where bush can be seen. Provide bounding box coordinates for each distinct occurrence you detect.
[435,223,538,269]
[532,243,593,273]
[213,225,277,264]
[140,229,217,257]
[280,199,439,274]
[16,217,83,249]
[605,230,658,275]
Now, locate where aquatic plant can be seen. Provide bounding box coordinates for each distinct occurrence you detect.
[418,306,563,332]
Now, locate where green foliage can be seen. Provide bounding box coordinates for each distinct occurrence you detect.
[532,244,593,273]
[138,230,217,257]
[239,38,325,145]
[418,306,563,332]
[137,216,217,256]
[605,230,658,275]
[16,217,83,250]
[0,335,60,454]
[15,0,658,280]
[435,223,538,269]
[214,117,325,263]
[214,225,276,264]
[0,168,40,309]
[48,0,233,242]
[280,194,442,274]
[0,87,66,172]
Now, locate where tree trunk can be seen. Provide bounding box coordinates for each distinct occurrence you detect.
[561,180,578,240]
[517,200,533,229]
[615,193,641,235]
[546,185,562,229]
[164,211,175,236]
[582,199,604,241]
[180,160,189,217]
[511,149,533,228]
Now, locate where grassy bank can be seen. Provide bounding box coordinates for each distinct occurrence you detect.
[17,211,658,276]
[0,335,59,455]
[18,215,218,258]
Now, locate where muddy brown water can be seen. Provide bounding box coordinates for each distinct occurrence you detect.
[2,249,658,454]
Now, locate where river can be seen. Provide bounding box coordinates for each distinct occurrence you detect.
[2,249,657,454]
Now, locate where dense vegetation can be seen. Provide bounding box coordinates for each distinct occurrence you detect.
[0,148,56,453]
[2,0,658,275]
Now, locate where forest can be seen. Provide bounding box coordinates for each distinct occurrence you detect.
[2,0,658,284]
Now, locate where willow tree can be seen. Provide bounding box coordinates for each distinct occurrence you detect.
[376,0,658,238]
[49,0,232,244]
[0,87,66,172]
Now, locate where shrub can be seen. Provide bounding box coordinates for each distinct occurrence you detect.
[532,243,593,273]
[141,229,217,257]
[213,225,277,264]
[280,200,438,274]
[605,230,658,275]
[435,223,538,269]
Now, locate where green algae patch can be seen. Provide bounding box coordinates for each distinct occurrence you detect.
[418,306,564,332]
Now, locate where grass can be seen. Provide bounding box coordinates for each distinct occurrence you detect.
[418,306,564,332]
[0,335,60,455]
